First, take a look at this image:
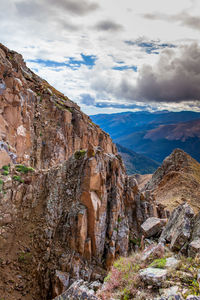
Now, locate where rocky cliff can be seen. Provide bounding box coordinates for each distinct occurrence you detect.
[144,148,200,213]
[0,44,164,299]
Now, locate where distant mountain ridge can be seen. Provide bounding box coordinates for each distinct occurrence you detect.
[91,111,200,163]
[116,143,160,175]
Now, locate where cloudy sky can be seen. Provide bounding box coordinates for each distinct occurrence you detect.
[1,0,200,114]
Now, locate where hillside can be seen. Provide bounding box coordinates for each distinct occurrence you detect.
[144,148,200,213]
[91,112,200,163]
[116,143,160,175]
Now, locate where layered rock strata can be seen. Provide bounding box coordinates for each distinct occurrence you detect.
[0,44,163,299]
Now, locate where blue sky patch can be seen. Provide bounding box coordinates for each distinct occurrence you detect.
[125,40,176,54]
[113,65,137,71]
[27,53,97,70]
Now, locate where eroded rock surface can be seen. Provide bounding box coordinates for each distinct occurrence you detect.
[0,44,163,299]
[159,203,194,250]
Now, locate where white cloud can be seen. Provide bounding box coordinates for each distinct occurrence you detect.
[1,0,200,114]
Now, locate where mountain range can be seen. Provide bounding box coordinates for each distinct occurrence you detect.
[1,43,200,300]
[91,111,200,166]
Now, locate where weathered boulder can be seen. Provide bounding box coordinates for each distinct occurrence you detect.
[188,239,200,257]
[141,217,167,237]
[53,280,98,300]
[159,203,194,250]
[141,243,165,261]
[159,286,180,299]
[139,267,167,286]
[52,271,70,298]
[165,257,180,269]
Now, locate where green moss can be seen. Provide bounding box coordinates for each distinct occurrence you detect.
[104,273,111,282]
[2,170,9,176]
[0,179,3,185]
[13,175,24,183]
[15,164,35,174]
[129,237,141,247]
[74,150,86,160]
[2,165,9,171]
[150,258,166,268]
[18,252,32,264]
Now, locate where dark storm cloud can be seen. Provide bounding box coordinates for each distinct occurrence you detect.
[92,43,200,103]
[48,0,99,16]
[16,0,99,17]
[143,12,200,32]
[94,20,123,32]
[126,43,200,102]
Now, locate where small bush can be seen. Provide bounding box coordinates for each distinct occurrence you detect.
[2,170,9,176]
[74,150,86,160]
[15,164,35,174]
[13,175,24,183]
[2,165,9,171]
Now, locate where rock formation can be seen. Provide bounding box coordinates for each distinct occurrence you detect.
[0,44,164,299]
[144,148,200,213]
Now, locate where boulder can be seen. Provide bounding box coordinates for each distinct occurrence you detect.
[141,217,167,237]
[188,239,200,257]
[165,257,180,269]
[159,286,180,298]
[53,280,98,300]
[158,296,183,300]
[141,243,165,261]
[139,267,167,286]
[52,270,70,297]
[159,203,194,250]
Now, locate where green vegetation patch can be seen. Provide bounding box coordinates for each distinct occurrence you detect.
[15,164,35,174]
[74,150,86,160]
[13,175,24,183]
[2,170,9,176]
[18,252,32,264]
[2,165,9,171]
[150,258,167,268]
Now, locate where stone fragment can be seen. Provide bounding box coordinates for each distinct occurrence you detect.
[159,203,194,250]
[159,286,179,298]
[139,267,167,286]
[141,217,167,237]
[53,280,98,300]
[141,243,165,261]
[165,257,180,269]
[188,239,200,257]
[52,270,69,297]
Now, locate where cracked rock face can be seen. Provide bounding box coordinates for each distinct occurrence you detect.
[0,44,157,300]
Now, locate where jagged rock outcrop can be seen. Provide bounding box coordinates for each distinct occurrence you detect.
[159,203,194,251]
[0,44,163,299]
[0,43,115,170]
[144,149,200,213]
[141,217,167,238]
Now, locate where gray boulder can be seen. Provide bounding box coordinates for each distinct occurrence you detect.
[159,203,194,250]
[139,267,167,286]
[141,217,167,237]
[53,280,98,300]
[188,239,200,257]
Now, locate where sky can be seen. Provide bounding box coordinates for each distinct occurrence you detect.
[1,0,200,114]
